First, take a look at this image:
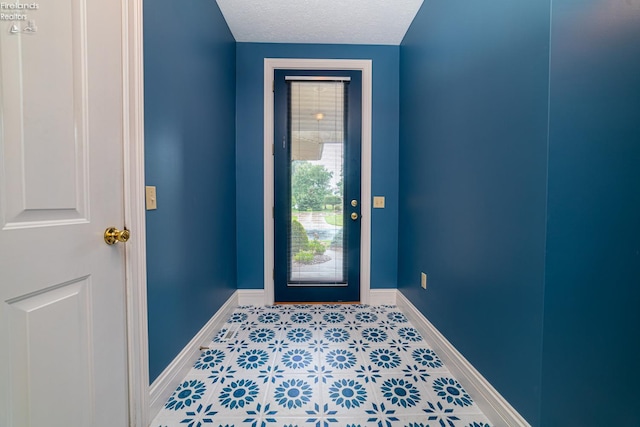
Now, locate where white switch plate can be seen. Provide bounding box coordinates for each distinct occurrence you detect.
[146,186,157,210]
[373,196,385,208]
[421,272,427,289]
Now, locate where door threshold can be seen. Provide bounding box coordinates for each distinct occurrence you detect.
[274,301,360,305]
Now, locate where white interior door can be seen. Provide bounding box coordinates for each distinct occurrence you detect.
[0,1,129,426]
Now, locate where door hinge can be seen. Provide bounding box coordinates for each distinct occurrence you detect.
[272,80,275,92]
[272,143,274,155]
[272,269,275,280]
[272,206,274,218]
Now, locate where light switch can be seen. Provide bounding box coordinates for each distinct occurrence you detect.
[146,186,157,210]
[373,196,385,209]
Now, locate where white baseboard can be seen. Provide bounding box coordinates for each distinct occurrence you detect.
[148,291,239,421]
[369,288,397,306]
[237,289,266,306]
[395,290,531,427]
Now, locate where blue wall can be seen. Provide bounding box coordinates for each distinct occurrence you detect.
[541,0,640,425]
[144,0,237,382]
[399,0,640,425]
[236,43,399,291]
[398,0,550,424]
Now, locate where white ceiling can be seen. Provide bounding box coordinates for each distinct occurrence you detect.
[215,0,424,45]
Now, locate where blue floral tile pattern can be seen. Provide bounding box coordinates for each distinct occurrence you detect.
[152,304,492,427]
[258,312,280,324]
[180,403,217,426]
[309,339,329,353]
[306,365,334,385]
[290,312,313,323]
[369,348,401,369]
[325,349,357,370]
[402,364,430,383]
[424,400,461,426]
[257,365,284,384]
[348,339,371,353]
[236,349,269,370]
[361,327,387,343]
[228,312,247,323]
[193,349,225,370]
[323,327,350,343]
[165,380,206,411]
[397,327,422,342]
[355,364,381,384]
[328,378,367,409]
[432,377,473,407]
[323,312,345,323]
[274,378,313,409]
[267,339,290,353]
[282,348,313,369]
[207,365,236,384]
[248,328,275,343]
[365,402,399,426]
[218,378,259,409]
[287,327,312,343]
[387,312,408,323]
[389,339,411,353]
[355,312,377,323]
[380,378,421,408]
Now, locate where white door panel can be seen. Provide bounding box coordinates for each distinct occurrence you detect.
[0,0,129,425]
[7,278,93,427]
[1,0,89,225]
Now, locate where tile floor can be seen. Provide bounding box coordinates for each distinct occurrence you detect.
[152,304,492,427]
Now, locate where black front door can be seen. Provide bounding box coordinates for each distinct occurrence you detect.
[274,69,362,303]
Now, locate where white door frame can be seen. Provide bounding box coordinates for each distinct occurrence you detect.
[263,58,373,305]
[122,0,150,425]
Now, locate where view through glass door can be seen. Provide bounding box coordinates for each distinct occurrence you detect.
[274,69,362,303]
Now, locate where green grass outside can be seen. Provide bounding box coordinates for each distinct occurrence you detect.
[324,214,343,227]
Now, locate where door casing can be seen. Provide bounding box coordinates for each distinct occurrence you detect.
[122,0,150,425]
[263,58,373,305]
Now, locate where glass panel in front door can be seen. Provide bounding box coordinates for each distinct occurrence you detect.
[289,81,346,285]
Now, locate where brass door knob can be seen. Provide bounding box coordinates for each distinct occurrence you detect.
[351,212,359,221]
[104,227,130,245]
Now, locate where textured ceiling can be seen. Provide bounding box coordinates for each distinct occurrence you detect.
[215,0,424,45]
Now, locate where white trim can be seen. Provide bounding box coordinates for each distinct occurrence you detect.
[369,288,397,306]
[148,291,239,420]
[122,0,148,425]
[238,289,267,306]
[395,291,531,427]
[263,58,373,306]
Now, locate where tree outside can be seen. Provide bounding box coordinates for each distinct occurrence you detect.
[291,161,333,211]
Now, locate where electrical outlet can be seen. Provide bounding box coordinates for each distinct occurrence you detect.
[421,272,427,289]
